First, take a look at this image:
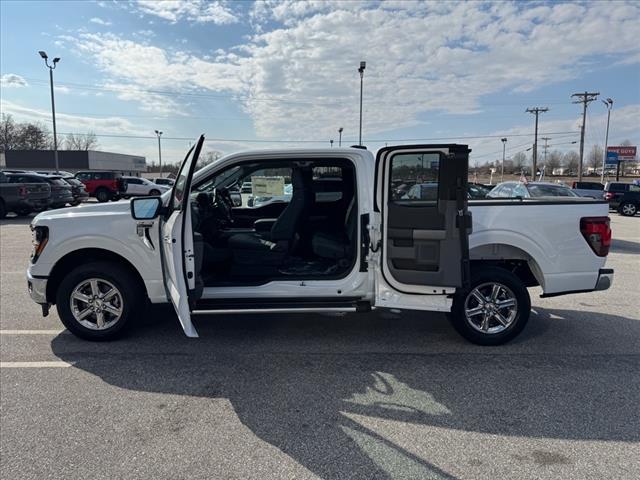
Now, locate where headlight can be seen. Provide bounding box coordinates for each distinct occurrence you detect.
[31,225,49,263]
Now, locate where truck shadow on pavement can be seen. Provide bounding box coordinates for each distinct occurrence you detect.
[50,307,640,479]
[610,238,640,255]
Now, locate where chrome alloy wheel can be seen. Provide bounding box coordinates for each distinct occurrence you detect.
[464,282,518,334]
[621,203,637,216]
[70,278,123,330]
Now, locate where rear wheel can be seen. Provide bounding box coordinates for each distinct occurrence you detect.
[56,261,143,341]
[450,266,530,345]
[95,188,112,203]
[619,202,637,216]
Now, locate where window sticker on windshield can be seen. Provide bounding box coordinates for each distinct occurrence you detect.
[251,176,285,196]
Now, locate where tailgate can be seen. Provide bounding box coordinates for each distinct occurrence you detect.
[25,183,51,200]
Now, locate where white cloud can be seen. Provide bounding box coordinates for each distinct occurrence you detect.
[135,0,237,24]
[89,17,112,26]
[1,74,28,88]
[65,2,639,140]
[0,99,148,136]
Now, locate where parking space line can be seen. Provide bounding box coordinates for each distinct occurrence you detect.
[0,330,66,335]
[1,361,72,368]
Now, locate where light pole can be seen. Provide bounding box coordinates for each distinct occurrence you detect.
[154,130,163,176]
[501,138,507,182]
[330,139,334,148]
[601,98,613,183]
[358,61,366,146]
[38,51,60,173]
[338,127,343,147]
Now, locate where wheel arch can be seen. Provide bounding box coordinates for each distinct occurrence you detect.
[46,248,147,304]
[469,243,543,289]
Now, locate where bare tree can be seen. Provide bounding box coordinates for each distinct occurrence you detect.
[0,115,53,150]
[563,150,579,172]
[620,139,632,146]
[65,132,98,150]
[197,150,222,169]
[0,114,18,151]
[545,150,562,172]
[587,145,603,170]
[511,152,527,173]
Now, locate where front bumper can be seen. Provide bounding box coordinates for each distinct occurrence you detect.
[27,270,48,305]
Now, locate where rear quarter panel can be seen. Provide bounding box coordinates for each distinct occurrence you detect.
[468,200,610,294]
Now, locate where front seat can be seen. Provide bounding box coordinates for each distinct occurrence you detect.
[228,168,311,266]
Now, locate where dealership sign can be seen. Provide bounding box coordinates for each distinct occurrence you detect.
[607,146,637,161]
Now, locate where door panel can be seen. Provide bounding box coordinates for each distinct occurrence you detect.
[375,145,470,298]
[160,135,204,337]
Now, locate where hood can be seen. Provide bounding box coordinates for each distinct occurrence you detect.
[33,199,132,223]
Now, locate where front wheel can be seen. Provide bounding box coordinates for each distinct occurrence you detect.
[450,266,530,346]
[56,261,143,341]
[619,202,637,216]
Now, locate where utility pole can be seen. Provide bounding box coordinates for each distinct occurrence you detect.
[39,51,60,173]
[601,98,613,183]
[571,91,599,182]
[526,107,548,177]
[154,130,163,176]
[358,61,366,146]
[338,127,343,147]
[500,138,507,182]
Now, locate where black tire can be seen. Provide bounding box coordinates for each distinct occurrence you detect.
[619,202,637,217]
[95,188,112,203]
[149,189,160,196]
[0,200,6,219]
[55,261,143,341]
[450,266,530,346]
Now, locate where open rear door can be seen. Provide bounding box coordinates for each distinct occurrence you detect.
[160,135,204,337]
[374,145,471,311]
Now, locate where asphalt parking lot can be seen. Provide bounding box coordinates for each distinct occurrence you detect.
[1,213,639,480]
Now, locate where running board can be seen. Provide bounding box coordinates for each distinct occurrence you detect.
[192,297,371,315]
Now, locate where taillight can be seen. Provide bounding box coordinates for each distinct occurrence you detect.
[604,192,614,200]
[580,217,611,257]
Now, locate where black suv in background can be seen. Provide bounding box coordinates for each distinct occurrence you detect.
[616,189,640,216]
[603,182,640,210]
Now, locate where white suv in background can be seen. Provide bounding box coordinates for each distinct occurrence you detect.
[122,176,170,197]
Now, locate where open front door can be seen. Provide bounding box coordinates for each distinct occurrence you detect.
[374,144,471,311]
[160,135,204,337]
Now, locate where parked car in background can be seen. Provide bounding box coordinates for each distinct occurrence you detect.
[0,171,51,218]
[616,190,640,216]
[572,181,604,198]
[401,182,492,200]
[75,171,127,202]
[38,175,74,208]
[488,181,579,199]
[603,182,640,210]
[153,178,175,187]
[61,176,90,205]
[122,176,170,197]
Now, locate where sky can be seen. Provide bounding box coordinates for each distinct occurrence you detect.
[1,0,639,167]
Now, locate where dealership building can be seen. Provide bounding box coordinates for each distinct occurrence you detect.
[0,150,146,175]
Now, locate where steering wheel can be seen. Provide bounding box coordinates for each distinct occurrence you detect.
[214,187,233,225]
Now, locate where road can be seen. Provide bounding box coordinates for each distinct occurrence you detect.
[1,213,639,479]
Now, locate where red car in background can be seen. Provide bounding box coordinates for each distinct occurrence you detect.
[75,171,127,202]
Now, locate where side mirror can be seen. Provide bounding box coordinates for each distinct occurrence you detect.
[131,196,162,220]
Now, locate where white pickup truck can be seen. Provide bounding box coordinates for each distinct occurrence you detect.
[27,137,613,345]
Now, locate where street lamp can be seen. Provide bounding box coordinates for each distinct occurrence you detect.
[338,127,343,147]
[330,139,334,148]
[358,61,366,146]
[154,130,163,176]
[601,98,613,183]
[501,138,507,182]
[39,51,60,173]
